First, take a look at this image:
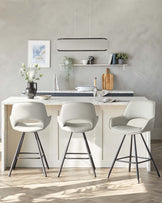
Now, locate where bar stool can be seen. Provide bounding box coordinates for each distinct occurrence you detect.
[9,102,51,177]
[57,102,98,177]
[107,100,160,183]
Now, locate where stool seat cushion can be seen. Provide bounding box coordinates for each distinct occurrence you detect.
[13,121,43,132]
[111,125,142,135]
[58,121,93,133]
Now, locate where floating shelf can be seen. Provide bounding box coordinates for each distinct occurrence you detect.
[59,64,128,67]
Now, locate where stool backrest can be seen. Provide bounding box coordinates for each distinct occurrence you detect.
[10,102,51,129]
[59,102,98,128]
[123,100,155,132]
[123,100,155,120]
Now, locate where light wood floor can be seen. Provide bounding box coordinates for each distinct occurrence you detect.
[0,141,162,203]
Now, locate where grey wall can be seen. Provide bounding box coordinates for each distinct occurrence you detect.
[0,0,162,139]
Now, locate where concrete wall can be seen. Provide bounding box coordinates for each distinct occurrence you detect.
[0,0,162,139]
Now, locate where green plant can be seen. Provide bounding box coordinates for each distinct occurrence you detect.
[116,53,128,60]
[63,56,73,79]
[19,63,43,82]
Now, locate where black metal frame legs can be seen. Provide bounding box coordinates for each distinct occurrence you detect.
[8,132,25,176]
[107,133,160,183]
[140,133,160,177]
[83,132,96,177]
[8,132,49,177]
[107,135,126,178]
[58,132,96,177]
[134,134,140,183]
[58,132,73,177]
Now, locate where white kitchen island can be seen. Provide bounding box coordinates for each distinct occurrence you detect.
[1,96,151,171]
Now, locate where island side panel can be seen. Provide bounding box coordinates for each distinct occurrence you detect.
[1,104,9,171]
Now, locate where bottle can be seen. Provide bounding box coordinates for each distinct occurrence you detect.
[94,77,97,87]
[93,77,97,97]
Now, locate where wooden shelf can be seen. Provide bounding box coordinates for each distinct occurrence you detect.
[59,64,128,67]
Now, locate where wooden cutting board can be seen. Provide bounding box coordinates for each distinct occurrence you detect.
[102,68,113,90]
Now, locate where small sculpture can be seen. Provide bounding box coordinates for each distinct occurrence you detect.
[88,56,95,64]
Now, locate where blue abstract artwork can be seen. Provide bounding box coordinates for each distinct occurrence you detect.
[32,45,46,63]
[28,40,50,68]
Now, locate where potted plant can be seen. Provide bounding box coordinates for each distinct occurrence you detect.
[63,56,73,79]
[116,53,128,64]
[19,63,43,99]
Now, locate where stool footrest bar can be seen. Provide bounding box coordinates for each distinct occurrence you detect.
[116,155,151,164]
[19,152,39,154]
[116,158,151,164]
[65,157,89,160]
[17,157,41,159]
[66,153,88,155]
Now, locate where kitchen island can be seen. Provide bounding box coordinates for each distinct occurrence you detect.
[1,96,151,171]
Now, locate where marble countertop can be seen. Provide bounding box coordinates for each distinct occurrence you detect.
[2,96,148,106]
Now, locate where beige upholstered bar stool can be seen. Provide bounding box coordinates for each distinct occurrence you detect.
[107,100,160,183]
[9,102,51,177]
[57,102,98,177]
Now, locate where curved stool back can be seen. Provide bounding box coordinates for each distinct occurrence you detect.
[58,102,98,132]
[10,102,51,131]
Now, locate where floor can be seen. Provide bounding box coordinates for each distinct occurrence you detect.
[0,141,162,203]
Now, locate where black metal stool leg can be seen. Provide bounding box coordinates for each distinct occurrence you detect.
[107,135,126,178]
[58,132,73,177]
[134,135,140,184]
[82,133,96,170]
[141,133,160,177]
[8,132,25,177]
[34,132,47,177]
[83,132,96,177]
[129,135,133,172]
[35,132,49,169]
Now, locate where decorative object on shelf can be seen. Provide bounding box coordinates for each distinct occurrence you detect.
[111,53,116,64]
[20,63,43,99]
[82,59,88,65]
[102,68,113,90]
[28,40,50,68]
[108,53,113,65]
[116,53,128,64]
[56,38,108,52]
[88,56,95,64]
[63,56,73,79]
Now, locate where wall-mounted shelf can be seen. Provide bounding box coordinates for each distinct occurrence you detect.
[59,64,128,67]
[56,38,108,52]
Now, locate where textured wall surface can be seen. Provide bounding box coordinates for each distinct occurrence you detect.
[0,0,162,139]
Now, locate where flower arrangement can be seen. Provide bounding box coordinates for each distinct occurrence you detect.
[19,63,43,82]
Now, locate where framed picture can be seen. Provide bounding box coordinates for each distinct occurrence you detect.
[28,40,50,68]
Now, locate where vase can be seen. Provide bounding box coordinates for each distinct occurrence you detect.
[25,82,37,99]
[118,59,124,64]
